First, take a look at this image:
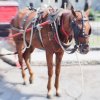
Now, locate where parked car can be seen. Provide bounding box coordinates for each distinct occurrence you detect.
[0,1,19,37]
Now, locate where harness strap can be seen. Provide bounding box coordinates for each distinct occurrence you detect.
[36,24,44,47]
[53,21,73,54]
[23,17,37,49]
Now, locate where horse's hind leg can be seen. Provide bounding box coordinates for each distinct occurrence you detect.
[23,46,34,84]
[15,41,27,85]
[55,51,64,97]
[46,51,53,98]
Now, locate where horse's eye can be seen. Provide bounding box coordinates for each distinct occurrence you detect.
[77,20,82,24]
[79,20,83,23]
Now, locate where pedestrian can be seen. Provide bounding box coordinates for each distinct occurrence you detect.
[61,0,72,9]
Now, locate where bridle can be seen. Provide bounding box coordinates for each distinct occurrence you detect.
[71,11,89,43]
[70,11,90,53]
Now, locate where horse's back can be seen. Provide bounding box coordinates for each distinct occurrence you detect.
[11,8,37,28]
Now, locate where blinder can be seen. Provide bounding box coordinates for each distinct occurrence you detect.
[71,17,90,45]
[71,19,81,45]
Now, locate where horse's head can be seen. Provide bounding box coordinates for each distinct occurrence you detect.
[71,8,91,54]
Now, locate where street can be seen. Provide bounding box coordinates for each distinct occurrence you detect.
[0,0,100,99]
[0,59,100,100]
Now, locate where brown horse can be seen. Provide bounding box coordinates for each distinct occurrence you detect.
[11,7,91,98]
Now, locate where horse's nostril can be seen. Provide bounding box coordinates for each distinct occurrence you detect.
[80,49,88,54]
[83,48,89,54]
[78,44,89,54]
[85,44,89,48]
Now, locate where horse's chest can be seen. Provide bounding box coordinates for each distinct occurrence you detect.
[32,29,61,52]
[44,35,61,52]
[44,30,62,49]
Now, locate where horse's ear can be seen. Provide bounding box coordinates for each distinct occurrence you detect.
[71,6,77,18]
[84,8,90,17]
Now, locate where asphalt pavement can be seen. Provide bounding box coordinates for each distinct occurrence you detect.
[0,59,100,100]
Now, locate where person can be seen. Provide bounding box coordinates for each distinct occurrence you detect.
[61,0,72,9]
[28,2,36,11]
[84,0,89,11]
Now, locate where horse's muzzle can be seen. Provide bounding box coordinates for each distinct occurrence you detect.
[78,44,89,54]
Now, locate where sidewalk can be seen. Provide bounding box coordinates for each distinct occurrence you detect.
[30,49,100,66]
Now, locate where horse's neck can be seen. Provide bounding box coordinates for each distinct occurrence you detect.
[63,13,72,32]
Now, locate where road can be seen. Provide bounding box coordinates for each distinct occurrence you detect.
[0,59,100,100]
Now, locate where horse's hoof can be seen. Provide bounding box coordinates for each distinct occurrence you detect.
[23,82,27,85]
[56,93,61,97]
[29,79,33,84]
[47,94,52,99]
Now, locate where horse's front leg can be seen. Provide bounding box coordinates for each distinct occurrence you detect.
[55,51,64,97]
[46,51,53,98]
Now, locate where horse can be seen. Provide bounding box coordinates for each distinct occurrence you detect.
[10,6,91,98]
